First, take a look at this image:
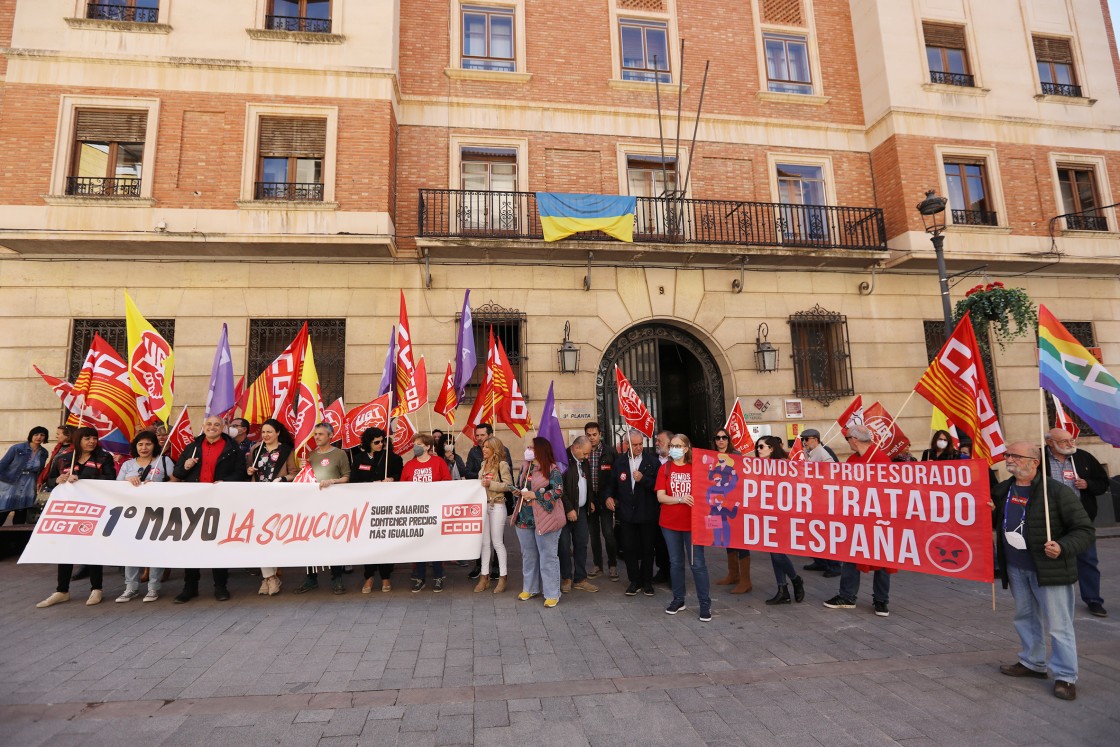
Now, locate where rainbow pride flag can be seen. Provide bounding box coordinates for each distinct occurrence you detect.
[537,192,636,243]
[1039,304,1120,446]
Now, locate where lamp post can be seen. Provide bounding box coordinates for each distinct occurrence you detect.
[917,189,953,339]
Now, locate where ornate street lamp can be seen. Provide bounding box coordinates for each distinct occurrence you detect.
[917,189,953,338]
[754,323,778,373]
[558,321,580,374]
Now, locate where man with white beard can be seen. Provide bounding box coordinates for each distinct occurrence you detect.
[1043,428,1109,617]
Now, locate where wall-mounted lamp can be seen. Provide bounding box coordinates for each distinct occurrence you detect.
[558,321,580,374]
[754,323,778,373]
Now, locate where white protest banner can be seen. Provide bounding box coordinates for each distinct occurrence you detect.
[20,480,485,568]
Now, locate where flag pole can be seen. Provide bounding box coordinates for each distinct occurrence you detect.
[723,398,738,431]
[866,390,917,461]
[1038,387,1052,542]
[385,416,393,481]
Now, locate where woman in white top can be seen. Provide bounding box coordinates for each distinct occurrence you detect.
[115,430,174,603]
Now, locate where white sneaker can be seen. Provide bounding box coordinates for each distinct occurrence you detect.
[143,590,159,603]
[258,579,269,595]
[36,591,69,608]
[86,589,103,606]
[116,589,140,603]
[267,576,281,596]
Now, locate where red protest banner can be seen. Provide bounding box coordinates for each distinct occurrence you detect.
[690,449,993,583]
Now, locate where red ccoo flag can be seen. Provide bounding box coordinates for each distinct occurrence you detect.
[724,398,754,454]
[461,328,499,437]
[615,365,655,437]
[434,360,458,426]
[494,337,532,436]
[393,291,424,416]
[914,312,1005,465]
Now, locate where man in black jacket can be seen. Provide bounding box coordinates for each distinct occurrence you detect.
[559,436,597,594]
[608,429,661,596]
[1044,428,1109,617]
[585,422,619,581]
[994,441,1094,701]
[171,415,247,603]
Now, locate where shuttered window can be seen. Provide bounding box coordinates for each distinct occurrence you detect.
[1034,36,1080,95]
[256,117,326,200]
[923,22,972,85]
[923,22,966,50]
[258,117,327,158]
[68,109,148,197]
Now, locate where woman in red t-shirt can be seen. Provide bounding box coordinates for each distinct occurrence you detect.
[655,434,712,622]
[403,433,452,592]
[756,436,805,606]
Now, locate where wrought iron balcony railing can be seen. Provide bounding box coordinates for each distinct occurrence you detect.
[66,176,142,197]
[930,70,975,87]
[1041,81,1083,97]
[1064,213,1108,231]
[951,209,998,226]
[87,2,158,23]
[255,182,324,201]
[265,14,332,33]
[417,189,888,251]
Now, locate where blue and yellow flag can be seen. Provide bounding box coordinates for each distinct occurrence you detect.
[536,192,636,243]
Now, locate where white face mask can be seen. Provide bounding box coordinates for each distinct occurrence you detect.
[524,448,535,461]
[935,439,949,450]
[228,427,241,438]
[669,447,685,460]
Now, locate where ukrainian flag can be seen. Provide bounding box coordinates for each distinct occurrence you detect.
[536,192,636,243]
[1039,304,1120,447]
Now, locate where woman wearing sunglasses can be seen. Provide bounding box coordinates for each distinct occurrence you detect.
[711,429,752,595]
[351,426,402,593]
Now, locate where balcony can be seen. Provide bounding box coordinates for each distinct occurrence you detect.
[930,70,975,87]
[254,182,324,201]
[1041,81,1083,97]
[65,176,142,197]
[86,2,158,23]
[951,209,998,226]
[265,14,331,33]
[417,190,887,252]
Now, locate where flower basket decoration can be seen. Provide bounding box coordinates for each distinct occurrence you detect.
[953,282,1037,355]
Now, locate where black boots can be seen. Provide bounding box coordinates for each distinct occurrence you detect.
[791,575,805,603]
[766,576,805,605]
[765,585,791,605]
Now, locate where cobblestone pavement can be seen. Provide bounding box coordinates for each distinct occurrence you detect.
[1,534,1117,746]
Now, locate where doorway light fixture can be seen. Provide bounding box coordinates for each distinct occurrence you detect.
[558,321,580,374]
[754,323,778,373]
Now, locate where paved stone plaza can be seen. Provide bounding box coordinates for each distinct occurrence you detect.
[1,535,1116,746]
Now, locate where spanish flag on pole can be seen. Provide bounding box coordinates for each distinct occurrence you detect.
[537,192,636,243]
[124,292,175,424]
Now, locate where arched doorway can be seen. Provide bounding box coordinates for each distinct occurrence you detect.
[595,323,725,448]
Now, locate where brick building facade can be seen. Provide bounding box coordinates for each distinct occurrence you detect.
[0,0,1117,469]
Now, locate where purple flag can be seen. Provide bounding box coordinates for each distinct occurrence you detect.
[377,325,397,400]
[205,323,235,417]
[452,289,477,400]
[539,381,568,472]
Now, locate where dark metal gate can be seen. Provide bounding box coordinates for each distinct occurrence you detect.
[595,324,724,448]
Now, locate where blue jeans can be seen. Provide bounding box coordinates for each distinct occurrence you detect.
[770,554,797,585]
[1007,565,1078,682]
[1077,541,1103,606]
[661,527,711,609]
[516,526,561,599]
[124,566,165,593]
[412,561,444,581]
[558,505,590,582]
[838,562,890,604]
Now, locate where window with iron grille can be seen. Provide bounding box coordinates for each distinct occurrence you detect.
[944,159,997,226]
[789,305,853,406]
[68,109,147,197]
[267,0,331,33]
[455,301,526,404]
[256,117,326,201]
[923,320,1000,417]
[247,319,346,406]
[86,0,159,23]
[1033,36,1080,96]
[1056,165,1106,230]
[1043,321,1097,438]
[923,22,973,86]
[69,318,176,380]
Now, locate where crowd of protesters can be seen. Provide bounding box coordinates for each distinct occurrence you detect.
[1,416,1105,701]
